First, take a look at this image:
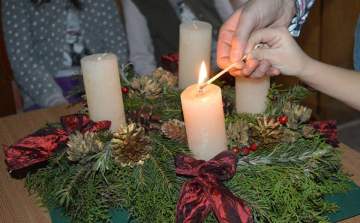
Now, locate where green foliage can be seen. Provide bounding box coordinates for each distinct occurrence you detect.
[266,83,313,117]
[25,72,352,223]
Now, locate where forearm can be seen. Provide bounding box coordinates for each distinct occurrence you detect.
[301,59,360,110]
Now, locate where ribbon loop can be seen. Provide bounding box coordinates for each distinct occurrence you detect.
[3,114,111,172]
[175,151,253,223]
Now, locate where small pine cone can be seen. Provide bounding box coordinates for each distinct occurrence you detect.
[98,186,119,203]
[129,76,162,100]
[248,114,283,147]
[67,131,104,162]
[111,123,152,168]
[283,102,312,129]
[281,128,301,143]
[227,119,249,146]
[127,106,162,132]
[161,119,188,145]
[222,95,235,116]
[151,67,178,90]
[302,125,315,139]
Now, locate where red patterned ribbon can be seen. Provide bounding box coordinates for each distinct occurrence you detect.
[309,120,339,147]
[175,151,253,223]
[160,52,179,76]
[3,114,111,172]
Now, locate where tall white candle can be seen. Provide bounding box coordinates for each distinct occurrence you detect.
[181,62,227,161]
[178,21,212,90]
[81,53,126,131]
[235,76,270,114]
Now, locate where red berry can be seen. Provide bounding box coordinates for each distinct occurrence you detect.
[250,142,259,151]
[230,146,240,154]
[240,147,250,156]
[267,116,277,123]
[279,115,288,125]
[122,86,129,94]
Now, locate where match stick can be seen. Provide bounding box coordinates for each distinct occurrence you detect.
[199,44,260,90]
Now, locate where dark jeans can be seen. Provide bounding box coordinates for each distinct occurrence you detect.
[355,14,360,71]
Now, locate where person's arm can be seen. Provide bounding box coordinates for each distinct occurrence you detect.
[100,0,128,66]
[122,0,156,76]
[246,27,360,111]
[301,60,360,111]
[2,0,67,108]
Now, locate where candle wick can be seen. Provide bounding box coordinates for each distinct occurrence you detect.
[198,88,204,94]
[97,53,107,61]
[192,21,197,29]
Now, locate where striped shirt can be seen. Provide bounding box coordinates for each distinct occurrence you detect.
[289,0,315,37]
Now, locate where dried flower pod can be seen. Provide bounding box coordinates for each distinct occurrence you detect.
[281,128,301,143]
[151,67,178,90]
[283,102,312,130]
[227,119,249,146]
[302,125,315,139]
[129,76,162,100]
[67,131,104,162]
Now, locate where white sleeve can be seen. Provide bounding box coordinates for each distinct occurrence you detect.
[213,0,234,22]
[122,0,157,76]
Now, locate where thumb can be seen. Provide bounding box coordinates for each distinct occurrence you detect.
[247,48,275,62]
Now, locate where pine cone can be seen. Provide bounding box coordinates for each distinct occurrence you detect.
[98,186,120,203]
[111,123,152,167]
[151,67,178,90]
[127,106,162,132]
[161,119,187,145]
[67,131,104,162]
[281,128,301,143]
[248,114,283,147]
[128,76,162,100]
[227,119,249,146]
[222,95,235,116]
[283,102,312,130]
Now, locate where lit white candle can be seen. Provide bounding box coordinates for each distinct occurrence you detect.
[178,21,212,90]
[235,76,270,114]
[181,62,227,160]
[81,53,126,131]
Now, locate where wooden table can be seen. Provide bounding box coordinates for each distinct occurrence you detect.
[0,104,359,223]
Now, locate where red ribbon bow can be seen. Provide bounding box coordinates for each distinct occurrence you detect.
[3,114,111,172]
[175,151,253,223]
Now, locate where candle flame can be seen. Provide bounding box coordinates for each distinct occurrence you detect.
[198,61,207,88]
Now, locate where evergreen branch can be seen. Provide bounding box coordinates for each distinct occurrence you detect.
[56,164,88,209]
[66,85,85,99]
[54,150,68,165]
[154,139,173,157]
[149,154,172,188]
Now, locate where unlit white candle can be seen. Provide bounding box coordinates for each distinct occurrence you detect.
[181,84,227,160]
[81,53,126,131]
[178,21,212,89]
[235,76,270,114]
